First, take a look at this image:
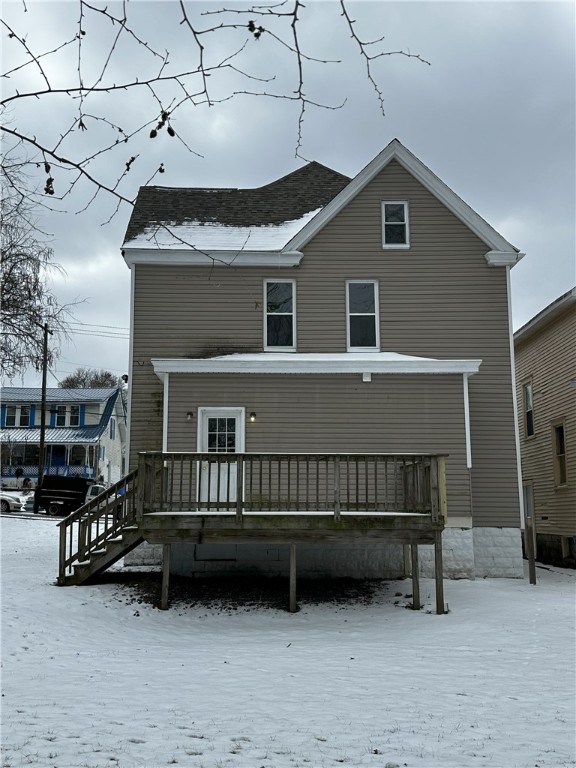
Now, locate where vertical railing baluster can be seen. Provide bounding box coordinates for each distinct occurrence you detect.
[374,455,378,512]
[334,455,341,521]
[236,454,243,522]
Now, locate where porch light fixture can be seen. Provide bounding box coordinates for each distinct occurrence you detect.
[186,412,194,422]
[249,412,257,422]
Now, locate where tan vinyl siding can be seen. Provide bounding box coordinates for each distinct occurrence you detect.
[167,373,471,519]
[130,160,520,528]
[515,305,576,536]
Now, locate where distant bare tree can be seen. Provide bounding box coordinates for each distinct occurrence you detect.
[1,1,429,217]
[0,157,70,379]
[59,367,119,389]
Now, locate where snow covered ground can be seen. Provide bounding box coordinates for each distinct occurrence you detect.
[1,516,575,768]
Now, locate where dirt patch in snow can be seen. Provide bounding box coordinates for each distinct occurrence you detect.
[99,570,394,612]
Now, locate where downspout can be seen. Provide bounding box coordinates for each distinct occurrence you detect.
[463,372,474,524]
[162,374,169,453]
[507,265,525,528]
[126,263,135,469]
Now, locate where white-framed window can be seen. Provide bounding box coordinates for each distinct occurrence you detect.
[52,404,84,427]
[523,382,534,437]
[346,280,380,351]
[109,417,116,440]
[70,405,80,427]
[5,406,31,427]
[264,279,296,351]
[55,405,67,427]
[382,201,409,248]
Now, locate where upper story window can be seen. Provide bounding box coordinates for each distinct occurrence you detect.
[346,280,380,351]
[264,280,296,351]
[110,417,116,440]
[4,405,32,427]
[382,201,409,248]
[51,404,85,427]
[553,422,567,487]
[523,382,534,437]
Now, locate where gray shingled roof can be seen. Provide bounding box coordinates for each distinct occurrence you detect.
[123,161,351,243]
[1,387,118,403]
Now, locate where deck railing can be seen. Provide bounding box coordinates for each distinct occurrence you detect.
[138,452,447,524]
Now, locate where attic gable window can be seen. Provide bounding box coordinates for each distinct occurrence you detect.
[264,280,296,351]
[382,201,409,248]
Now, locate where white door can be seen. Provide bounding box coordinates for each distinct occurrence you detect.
[198,408,244,509]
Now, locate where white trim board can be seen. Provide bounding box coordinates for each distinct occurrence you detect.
[152,352,482,380]
[123,248,303,268]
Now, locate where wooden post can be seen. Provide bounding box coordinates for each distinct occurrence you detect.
[434,530,445,615]
[411,543,420,610]
[438,455,448,523]
[160,543,171,610]
[136,453,146,522]
[236,454,244,523]
[525,514,537,585]
[57,521,67,584]
[430,457,439,523]
[289,543,297,613]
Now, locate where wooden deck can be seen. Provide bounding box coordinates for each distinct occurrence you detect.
[58,452,448,613]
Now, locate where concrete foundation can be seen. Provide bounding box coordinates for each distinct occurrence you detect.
[125,526,524,580]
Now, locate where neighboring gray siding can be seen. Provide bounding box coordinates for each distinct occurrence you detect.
[167,373,471,519]
[515,305,576,536]
[130,160,520,528]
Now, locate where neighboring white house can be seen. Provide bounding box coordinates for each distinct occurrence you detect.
[0,387,127,488]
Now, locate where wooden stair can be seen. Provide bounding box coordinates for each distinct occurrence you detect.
[63,525,143,585]
[58,470,142,586]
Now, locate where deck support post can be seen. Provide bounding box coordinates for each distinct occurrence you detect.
[434,531,445,615]
[410,543,420,610]
[160,543,171,610]
[289,543,297,613]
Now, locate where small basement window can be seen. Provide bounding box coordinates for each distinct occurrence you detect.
[382,201,409,248]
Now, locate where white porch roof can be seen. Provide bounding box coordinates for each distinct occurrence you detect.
[152,352,482,380]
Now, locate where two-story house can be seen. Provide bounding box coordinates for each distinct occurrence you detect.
[514,288,576,567]
[114,138,524,584]
[0,387,127,488]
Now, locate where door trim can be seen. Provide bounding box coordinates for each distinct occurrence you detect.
[196,407,245,452]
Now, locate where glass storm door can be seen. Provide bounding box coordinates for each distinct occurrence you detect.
[198,409,244,508]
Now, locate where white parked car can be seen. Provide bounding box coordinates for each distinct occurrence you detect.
[0,491,27,514]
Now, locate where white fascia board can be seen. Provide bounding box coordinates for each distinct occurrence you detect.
[284,139,520,262]
[486,250,525,267]
[122,248,303,268]
[152,356,482,377]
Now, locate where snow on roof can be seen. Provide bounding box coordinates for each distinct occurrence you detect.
[151,352,482,378]
[123,161,350,248]
[125,208,323,251]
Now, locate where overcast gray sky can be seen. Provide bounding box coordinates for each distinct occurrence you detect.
[3,0,575,387]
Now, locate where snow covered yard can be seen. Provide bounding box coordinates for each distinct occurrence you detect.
[1,517,574,768]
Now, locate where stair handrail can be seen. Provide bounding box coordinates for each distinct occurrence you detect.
[57,470,138,584]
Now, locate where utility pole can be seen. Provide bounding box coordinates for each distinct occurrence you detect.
[34,322,52,513]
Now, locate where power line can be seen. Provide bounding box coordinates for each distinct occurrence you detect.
[68,321,130,331]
